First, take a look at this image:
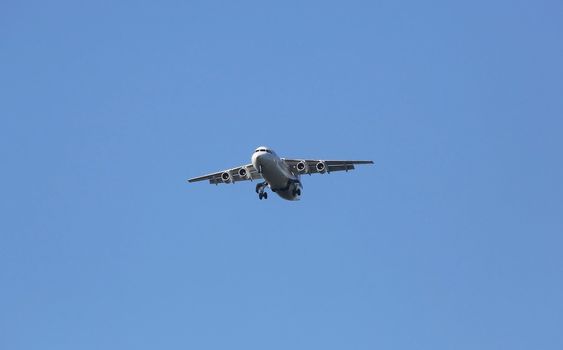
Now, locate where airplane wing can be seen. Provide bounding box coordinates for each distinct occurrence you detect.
[187,164,263,184]
[282,159,374,175]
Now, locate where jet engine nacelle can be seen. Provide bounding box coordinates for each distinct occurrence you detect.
[238,167,251,180]
[296,160,309,174]
[221,171,233,183]
[316,161,327,174]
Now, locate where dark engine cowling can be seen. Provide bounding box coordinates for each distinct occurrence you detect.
[221,171,232,183]
[316,161,327,174]
[296,160,308,174]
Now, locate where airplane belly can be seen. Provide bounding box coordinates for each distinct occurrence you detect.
[261,159,289,189]
[254,153,301,201]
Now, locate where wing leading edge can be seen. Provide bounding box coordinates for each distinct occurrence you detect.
[187,164,263,185]
[282,159,374,175]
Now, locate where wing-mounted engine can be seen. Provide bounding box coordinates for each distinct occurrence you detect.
[316,161,328,174]
[296,160,309,174]
[238,167,252,180]
[221,171,233,183]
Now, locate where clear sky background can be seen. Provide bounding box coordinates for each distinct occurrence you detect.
[1,1,562,349]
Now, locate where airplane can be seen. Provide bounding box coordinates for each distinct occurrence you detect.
[187,146,374,201]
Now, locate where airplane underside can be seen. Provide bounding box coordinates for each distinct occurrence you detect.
[255,179,302,201]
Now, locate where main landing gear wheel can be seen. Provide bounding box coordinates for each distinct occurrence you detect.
[256,181,268,200]
[292,188,301,196]
[255,181,267,193]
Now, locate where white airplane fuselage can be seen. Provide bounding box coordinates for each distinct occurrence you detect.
[251,148,302,201]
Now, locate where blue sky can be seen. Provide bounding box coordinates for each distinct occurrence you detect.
[1,1,562,349]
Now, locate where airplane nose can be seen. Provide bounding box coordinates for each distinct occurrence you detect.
[252,152,261,172]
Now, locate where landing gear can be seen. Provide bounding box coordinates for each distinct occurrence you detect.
[292,188,301,196]
[255,181,267,193]
[256,181,268,200]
